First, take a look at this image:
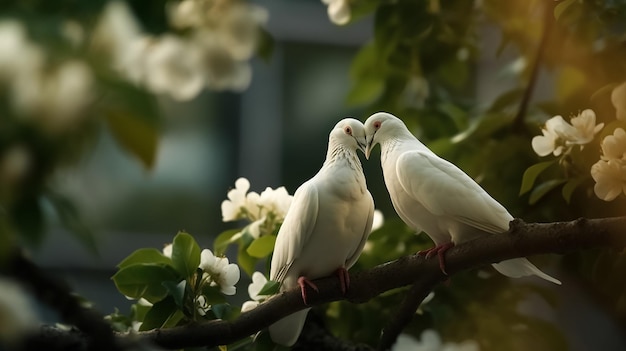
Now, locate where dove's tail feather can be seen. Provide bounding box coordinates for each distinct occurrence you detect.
[492,258,561,285]
[268,308,310,347]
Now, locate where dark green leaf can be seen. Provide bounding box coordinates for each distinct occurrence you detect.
[529,179,567,205]
[162,280,186,310]
[214,228,241,256]
[520,161,556,195]
[256,27,274,63]
[171,231,201,278]
[139,296,182,331]
[211,303,231,320]
[105,106,159,169]
[237,242,258,277]
[562,176,587,204]
[346,78,384,106]
[246,235,277,258]
[200,285,227,305]
[257,280,280,296]
[487,88,524,113]
[117,248,172,269]
[111,263,180,303]
[13,196,44,248]
[45,191,98,255]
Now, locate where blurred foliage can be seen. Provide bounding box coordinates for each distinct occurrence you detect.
[1,0,626,350]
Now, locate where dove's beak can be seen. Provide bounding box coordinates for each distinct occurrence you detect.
[365,137,373,160]
[356,137,367,155]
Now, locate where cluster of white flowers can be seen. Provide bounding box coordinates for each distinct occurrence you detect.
[531,109,604,157]
[94,0,267,101]
[162,243,241,315]
[221,177,293,238]
[240,271,269,312]
[392,330,479,351]
[322,0,351,25]
[532,81,626,202]
[591,127,626,201]
[0,20,94,134]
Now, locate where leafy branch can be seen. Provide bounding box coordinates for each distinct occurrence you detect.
[133,216,625,350]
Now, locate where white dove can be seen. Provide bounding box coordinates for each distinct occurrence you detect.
[268,118,375,346]
[363,112,560,285]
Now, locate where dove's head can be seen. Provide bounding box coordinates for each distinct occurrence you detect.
[330,118,367,154]
[364,112,408,159]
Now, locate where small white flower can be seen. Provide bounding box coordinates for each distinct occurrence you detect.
[195,295,210,316]
[611,81,626,121]
[246,218,265,239]
[92,1,142,67]
[162,243,173,258]
[322,0,351,25]
[258,186,293,221]
[566,109,604,146]
[167,0,205,29]
[591,159,626,201]
[0,278,39,343]
[372,209,385,232]
[198,34,252,91]
[199,249,241,295]
[221,177,253,221]
[601,128,626,161]
[143,35,205,101]
[0,20,45,79]
[248,271,268,301]
[216,3,268,61]
[532,111,603,157]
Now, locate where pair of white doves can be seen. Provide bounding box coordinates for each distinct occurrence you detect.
[268,112,561,347]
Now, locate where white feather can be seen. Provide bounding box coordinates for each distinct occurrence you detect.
[268,118,375,346]
[364,112,560,285]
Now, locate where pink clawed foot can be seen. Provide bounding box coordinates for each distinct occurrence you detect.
[297,276,319,305]
[418,242,455,275]
[335,267,350,295]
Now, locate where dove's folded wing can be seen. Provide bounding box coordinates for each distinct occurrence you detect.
[270,181,320,284]
[345,191,375,269]
[395,151,511,234]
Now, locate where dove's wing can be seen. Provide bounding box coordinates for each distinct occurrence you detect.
[395,150,511,234]
[345,191,375,269]
[270,180,319,284]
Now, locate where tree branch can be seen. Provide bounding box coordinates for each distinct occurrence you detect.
[134,217,626,349]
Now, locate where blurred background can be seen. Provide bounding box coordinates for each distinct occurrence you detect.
[1,0,626,350]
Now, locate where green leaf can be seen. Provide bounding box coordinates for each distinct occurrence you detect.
[257,280,280,296]
[139,296,183,331]
[117,248,173,269]
[256,27,274,63]
[590,83,619,101]
[211,303,232,320]
[554,0,577,20]
[200,285,227,305]
[130,302,151,323]
[112,264,180,303]
[246,235,277,258]
[346,42,385,106]
[171,231,201,278]
[13,196,44,248]
[346,78,384,106]
[214,229,241,256]
[487,88,524,113]
[237,243,258,277]
[519,161,556,195]
[162,280,186,310]
[104,105,159,169]
[529,179,567,205]
[562,176,587,204]
[45,191,98,255]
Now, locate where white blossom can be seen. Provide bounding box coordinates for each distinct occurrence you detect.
[221,177,255,221]
[372,209,385,232]
[591,159,626,201]
[143,35,205,101]
[195,295,210,316]
[392,330,479,351]
[611,81,626,121]
[198,34,252,91]
[0,278,39,343]
[531,110,603,157]
[322,0,351,25]
[241,300,259,312]
[258,186,293,221]
[199,249,240,295]
[240,271,268,312]
[92,1,142,68]
[601,128,626,161]
[162,243,173,258]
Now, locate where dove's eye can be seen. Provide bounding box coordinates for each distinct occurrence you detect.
[373,121,382,129]
[344,126,352,135]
